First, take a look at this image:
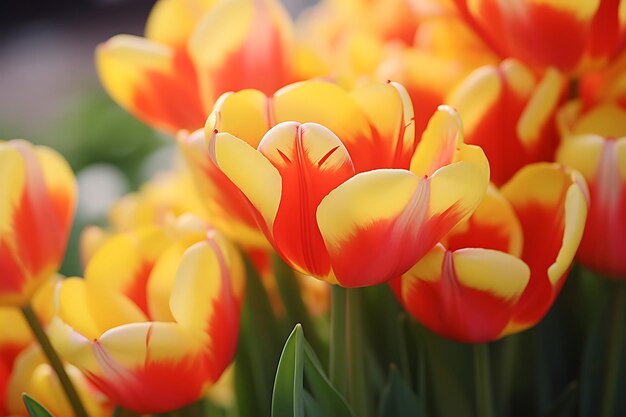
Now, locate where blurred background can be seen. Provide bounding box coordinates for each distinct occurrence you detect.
[0,0,312,275]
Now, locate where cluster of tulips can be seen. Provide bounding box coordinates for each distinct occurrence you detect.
[2,0,626,416]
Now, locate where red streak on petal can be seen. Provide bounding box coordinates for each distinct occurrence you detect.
[133,48,206,133]
[123,261,155,318]
[271,126,354,277]
[0,239,25,294]
[331,183,466,287]
[205,3,294,102]
[203,237,240,382]
[87,351,208,414]
[190,139,260,237]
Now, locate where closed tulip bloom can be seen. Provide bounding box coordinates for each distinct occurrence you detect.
[452,0,626,74]
[557,101,626,277]
[394,164,588,342]
[97,0,300,134]
[448,59,565,185]
[0,140,76,307]
[49,217,244,413]
[207,89,489,287]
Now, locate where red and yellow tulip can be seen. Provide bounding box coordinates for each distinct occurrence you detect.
[557,101,626,277]
[203,82,489,286]
[49,216,244,413]
[451,0,626,74]
[393,164,588,342]
[5,345,111,417]
[447,59,566,185]
[97,0,302,134]
[0,140,76,307]
[0,278,103,417]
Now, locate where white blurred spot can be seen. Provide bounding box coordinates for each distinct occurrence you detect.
[76,163,129,221]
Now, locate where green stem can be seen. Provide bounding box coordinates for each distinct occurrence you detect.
[473,343,494,417]
[329,285,347,394]
[21,304,88,417]
[600,281,626,417]
[329,286,368,417]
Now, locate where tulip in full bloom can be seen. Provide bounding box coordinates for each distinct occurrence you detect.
[451,0,626,74]
[0,140,76,307]
[393,164,588,342]
[203,81,489,286]
[97,0,307,134]
[50,216,244,413]
[180,80,419,248]
[557,101,626,277]
[448,59,566,185]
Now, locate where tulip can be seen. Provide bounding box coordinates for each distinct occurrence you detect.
[0,277,78,416]
[4,345,111,417]
[451,0,626,74]
[49,217,244,413]
[97,0,304,134]
[394,163,588,342]
[180,79,423,248]
[447,59,566,185]
[206,89,489,286]
[556,101,626,277]
[0,140,76,307]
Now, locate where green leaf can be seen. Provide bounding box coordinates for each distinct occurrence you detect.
[272,324,305,417]
[272,324,354,417]
[23,394,54,417]
[377,366,427,417]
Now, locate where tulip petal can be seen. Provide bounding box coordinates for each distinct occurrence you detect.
[208,89,271,147]
[91,322,207,413]
[258,122,355,277]
[0,146,26,299]
[55,278,148,342]
[0,142,75,306]
[96,35,205,133]
[273,81,374,169]
[350,81,417,169]
[189,0,295,108]
[85,227,170,316]
[401,244,530,342]
[445,186,523,257]
[169,234,242,381]
[209,131,282,232]
[317,170,430,287]
[145,0,216,46]
[502,163,588,330]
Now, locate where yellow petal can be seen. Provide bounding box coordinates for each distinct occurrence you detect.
[210,132,282,229]
[96,34,173,115]
[207,89,270,148]
[350,81,416,168]
[452,248,530,300]
[85,227,171,315]
[273,80,372,152]
[145,0,217,45]
[55,278,148,342]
